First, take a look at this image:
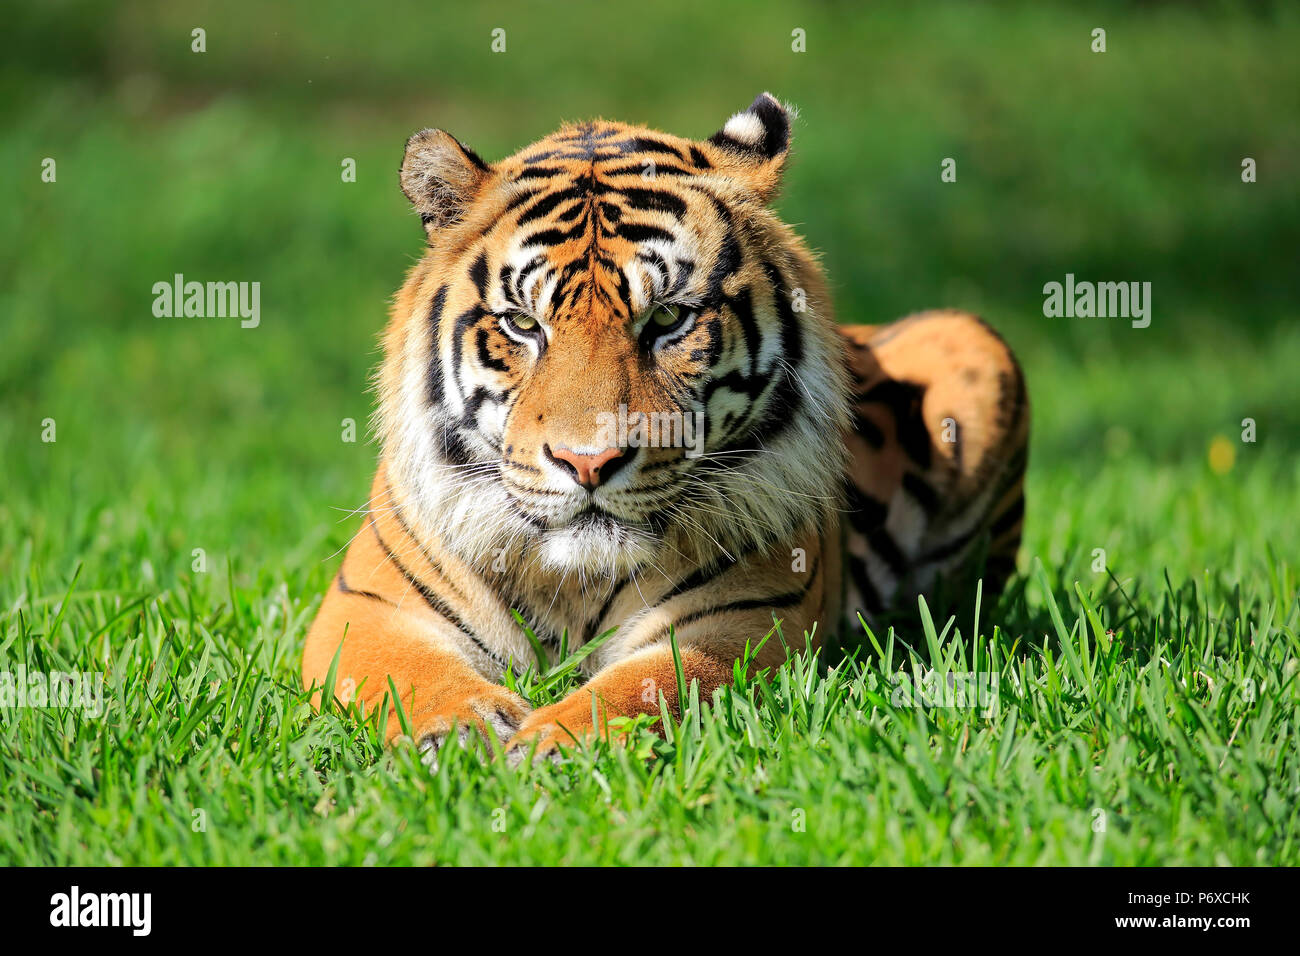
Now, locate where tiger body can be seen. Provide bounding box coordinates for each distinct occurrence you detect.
[302,95,1028,761]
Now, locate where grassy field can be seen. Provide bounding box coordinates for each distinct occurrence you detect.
[2,1,1298,865]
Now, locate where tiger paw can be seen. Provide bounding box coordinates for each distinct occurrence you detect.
[503,694,622,765]
[502,727,575,767]
[413,687,531,771]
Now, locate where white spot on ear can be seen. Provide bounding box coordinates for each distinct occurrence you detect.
[722,112,764,146]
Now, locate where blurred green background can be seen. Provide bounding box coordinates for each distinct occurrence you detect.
[2,0,1298,599]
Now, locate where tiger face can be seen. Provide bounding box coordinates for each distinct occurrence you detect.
[379,94,850,580]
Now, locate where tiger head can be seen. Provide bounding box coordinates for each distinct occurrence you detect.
[378,94,850,580]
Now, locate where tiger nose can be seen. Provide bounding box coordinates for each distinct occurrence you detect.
[544,444,634,491]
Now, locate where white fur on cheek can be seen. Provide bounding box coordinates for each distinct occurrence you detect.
[380,306,532,571]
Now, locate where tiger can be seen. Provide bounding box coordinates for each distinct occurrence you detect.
[301,93,1029,765]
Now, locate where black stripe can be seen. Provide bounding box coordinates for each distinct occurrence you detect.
[521,221,587,248]
[747,93,790,158]
[844,481,909,578]
[867,526,908,579]
[449,304,487,396]
[476,327,509,372]
[635,248,670,288]
[845,553,885,614]
[709,261,804,451]
[468,253,489,300]
[857,379,931,469]
[457,138,491,173]
[843,481,888,531]
[707,133,751,154]
[556,200,586,224]
[515,185,585,227]
[370,520,504,665]
[371,520,471,632]
[336,570,392,606]
[705,227,740,302]
[433,421,473,467]
[705,263,805,453]
[729,287,761,377]
[425,286,448,407]
[596,255,634,314]
[513,166,567,182]
[622,136,686,160]
[601,163,694,178]
[615,222,676,244]
[513,255,549,306]
[663,552,742,603]
[670,258,696,295]
[901,472,941,516]
[502,491,548,530]
[501,187,543,214]
[742,370,801,450]
[619,187,688,218]
[382,483,474,608]
[672,555,821,631]
[589,575,631,638]
[458,386,492,428]
[768,262,804,367]
[851,407,885,448]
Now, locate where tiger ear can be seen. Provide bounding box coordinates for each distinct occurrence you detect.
[705,92,792,200]
[400,128,492,234]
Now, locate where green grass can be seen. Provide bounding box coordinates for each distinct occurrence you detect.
[3,337,1297,866]
[2,1,1299,865]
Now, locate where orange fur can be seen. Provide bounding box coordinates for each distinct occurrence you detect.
[301,96,1029,763]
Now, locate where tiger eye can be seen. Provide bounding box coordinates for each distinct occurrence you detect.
[511,313,538,331]
[652,306,679,327]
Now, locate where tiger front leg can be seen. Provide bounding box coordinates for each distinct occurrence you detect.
[304,585,532,769]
